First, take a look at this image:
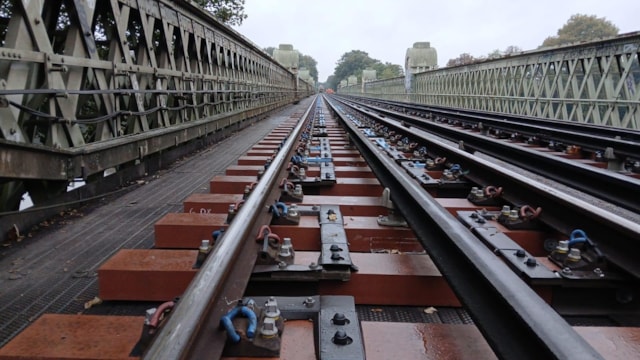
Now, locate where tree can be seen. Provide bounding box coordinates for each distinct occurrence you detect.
[372,62,403,80]
[299,54,318,83]
[503,45,522,55]
[333,50,377,84]
[540,14,619,48]
[328,50,403,88]
[446,53,476,67]
[325,75,336,91]
[192,0,248,26]
[487,49,502,59]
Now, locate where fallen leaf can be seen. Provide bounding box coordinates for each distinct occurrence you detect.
[84,296,102,309]
[423,307,438,314]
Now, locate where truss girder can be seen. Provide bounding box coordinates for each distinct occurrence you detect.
[0,0,307,153]
[342,34,640,129]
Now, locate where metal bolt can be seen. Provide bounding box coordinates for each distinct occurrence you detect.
[309,262,319,269]
[278,261,287,269]
[264,297,280,318]
[525,257,537,267]
[515,249,526,258]
[567,248,582,262]
[303,297,315,307]
[501,205,511,216]
[261,317,278,337]
[332,313,348,325]
[556,240,569,253]
[199,240,210,252]
[593,268,604,277]
[562,267,572,275]
[329,244,342,252]
[331,253,343,261]
[332,330,351,345]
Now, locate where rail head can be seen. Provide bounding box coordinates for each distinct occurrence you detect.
[143,96,317,359]
[324,95,604,360]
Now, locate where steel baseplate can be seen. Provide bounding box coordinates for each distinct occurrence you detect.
[373,137,409,162]
[221,296,365,360]
[457,211,559,285]
[252,205,357,280]
[319,205,357,272]
[400,160,438,186]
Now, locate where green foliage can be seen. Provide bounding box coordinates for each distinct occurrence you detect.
[0,0,14,47]
[325,75,336,91]
[487,49,502,59]
[299,54,318,83]
[372,62,403,80]
[328,50,403,89]
[450,45,524,67]
[446,53,476,67]
[192,0,248,26]
[333,50,376,84]
[541,14,619,48]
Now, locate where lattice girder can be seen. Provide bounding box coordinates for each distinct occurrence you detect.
[342,34,640,129]
[0,0,303,149]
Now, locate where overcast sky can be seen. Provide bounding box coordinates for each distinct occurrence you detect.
[232,0,639,83]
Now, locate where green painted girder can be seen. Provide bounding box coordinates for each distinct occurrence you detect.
[341,33,640,129]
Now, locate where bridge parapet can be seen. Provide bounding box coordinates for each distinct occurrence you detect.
[340,33,640,130]
[0,0,312,211]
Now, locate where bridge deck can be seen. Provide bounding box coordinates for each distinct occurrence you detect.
[0,101,311,347]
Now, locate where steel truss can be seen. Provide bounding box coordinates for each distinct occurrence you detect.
[0,0,312,210]
[341,33,640,130]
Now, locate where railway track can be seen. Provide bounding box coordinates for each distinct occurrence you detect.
[1,95,640,359]
[336,95,640,214]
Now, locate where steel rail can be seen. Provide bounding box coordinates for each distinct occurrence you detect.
[342,95,640,154]
[333,96,640,277]
[325,95,604,359]
[143,96,316,359]
[336,96,640,214]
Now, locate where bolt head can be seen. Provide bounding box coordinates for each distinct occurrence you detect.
[332,313,348,325]
[332,330,351,345]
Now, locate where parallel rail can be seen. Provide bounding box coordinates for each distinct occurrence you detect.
[2,94,639,359]
[335,95,640,214]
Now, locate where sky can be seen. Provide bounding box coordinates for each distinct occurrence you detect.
[232,0,640,83]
